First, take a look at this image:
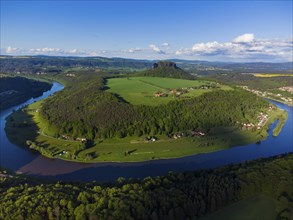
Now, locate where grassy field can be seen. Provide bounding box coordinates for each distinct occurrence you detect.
[106,77,232,106]
[199,195,277,220]
[253,73,293,77]
[5,99,285,163]
[5,101,83,158]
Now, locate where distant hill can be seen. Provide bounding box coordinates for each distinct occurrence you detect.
[0,76,52,110]
[138,61,194,79]
[0,55,291,75]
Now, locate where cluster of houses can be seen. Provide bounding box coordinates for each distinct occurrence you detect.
[257,112,269,128]
[154,92,167,97]
[241,86,293,105]
[154,88,189,98]
[57,150,69,156]
[191,131,206,136]
[36,71,47,75]
[144,136,158,142]
[242,112,269,130]
[61,135,87,142]
[66,73,76,77]
[173,133,184,139]
[154,84,219,98]
[173,130,206,140]
[279,86,293,93]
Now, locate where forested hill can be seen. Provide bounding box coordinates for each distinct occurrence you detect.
[1,55,291,75]
[138,61,194,79]
[40,72,269,140]
[0,153,292,219]
[0,56,152,74]
[0,76,52,110]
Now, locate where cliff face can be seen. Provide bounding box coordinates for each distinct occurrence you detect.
[153,62,178,69]
[139,62,194,79]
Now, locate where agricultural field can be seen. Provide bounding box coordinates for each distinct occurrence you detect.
[253,73,293,77]
[106,76,232,106]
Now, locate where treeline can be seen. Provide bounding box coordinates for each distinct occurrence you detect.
[210,74,293,91]
[40,75,269,140]
[0,76,52,110]
[0,153,292,219]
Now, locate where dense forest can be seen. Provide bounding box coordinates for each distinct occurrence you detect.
[39,72,269,140]
[0,76,52,110]
[1,153,292,219]
[210,74,293,91]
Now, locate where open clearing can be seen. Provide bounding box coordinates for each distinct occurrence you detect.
[106,76,232,106]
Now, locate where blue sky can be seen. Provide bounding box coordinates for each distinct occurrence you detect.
[1,1,292,62]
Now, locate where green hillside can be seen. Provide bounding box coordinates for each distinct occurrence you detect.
[0,75,52,110]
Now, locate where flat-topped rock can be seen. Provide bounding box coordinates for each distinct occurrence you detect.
[153,61,178,69]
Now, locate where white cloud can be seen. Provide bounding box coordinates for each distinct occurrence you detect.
[127,47,142,53]
[2,34,292,61]
[175,34,293,61]
[233,33,254,43]
[89,51,98,56]
[68,49,78,54]
[29,47,64,53]
[5,46,19,53]
[149,44,166,54]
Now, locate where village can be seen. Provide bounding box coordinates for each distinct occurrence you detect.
[242,112,269,130]
[61,134,87,142]
[154,84,219,98]
[241,109,271,130]
[143,130,206,143]
[241,86,293,105]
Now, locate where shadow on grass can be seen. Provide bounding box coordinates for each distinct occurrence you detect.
[5,109,40,148]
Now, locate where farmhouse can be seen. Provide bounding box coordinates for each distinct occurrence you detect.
[76,137,87,142]
[191,131,206,136]
[154,92,165,97]
[144,136,158,142]
[168,89,176,94]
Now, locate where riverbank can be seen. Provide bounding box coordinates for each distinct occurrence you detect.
[0,75,52,110]
[272,111,288,136]
[5,98,287,163]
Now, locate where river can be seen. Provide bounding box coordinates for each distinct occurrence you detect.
[0,82,292,182]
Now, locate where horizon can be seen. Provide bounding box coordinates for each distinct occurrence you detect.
[1,1,292,62]
[1,54,292,64]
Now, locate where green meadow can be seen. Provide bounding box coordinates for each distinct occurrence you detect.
[106,76,232,106]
